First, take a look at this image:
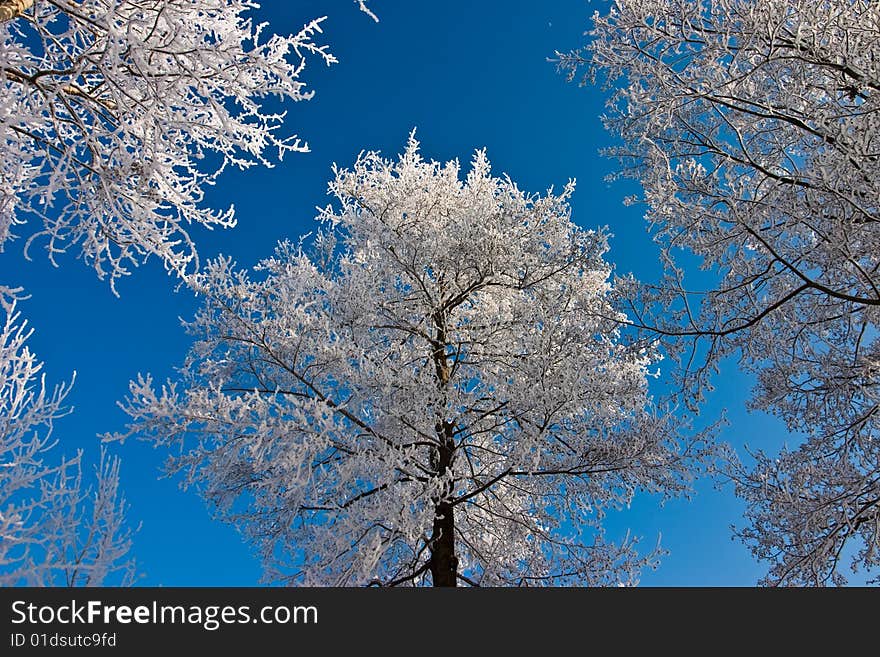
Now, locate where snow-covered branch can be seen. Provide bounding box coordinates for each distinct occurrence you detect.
[0,290,135,585]
[0,1,345,292]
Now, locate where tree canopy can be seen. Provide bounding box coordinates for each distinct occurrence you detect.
[116,136,708,586]
[558,0,879,585]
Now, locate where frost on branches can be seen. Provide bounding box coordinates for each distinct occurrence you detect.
[0,289,134,585]
[0,0,345,290]
[558,0,880,584]
[115,136,708,586]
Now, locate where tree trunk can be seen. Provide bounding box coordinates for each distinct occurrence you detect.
[428,307,457,586]
[429,426,457,586]
[0,0,35,23]
[429,498,457,587]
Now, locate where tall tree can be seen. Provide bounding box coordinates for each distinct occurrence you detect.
[0,0,373,291]
[115,135,708,586]
[557,0,879,585]
[0,288,134,585]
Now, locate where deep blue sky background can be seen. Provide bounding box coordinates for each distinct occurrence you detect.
[1,0,798,585]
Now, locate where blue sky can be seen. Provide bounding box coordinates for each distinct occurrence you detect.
[1,0,797,585]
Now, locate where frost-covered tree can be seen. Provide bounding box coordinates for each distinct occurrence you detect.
[558,0,880,585]
[0,289,134,586]
[114,135,708,586]
[0,0,372,291]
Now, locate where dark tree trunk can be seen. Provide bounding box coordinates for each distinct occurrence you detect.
[429,420,457,586]
[429,305,457,586]
[429,499,457,586]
